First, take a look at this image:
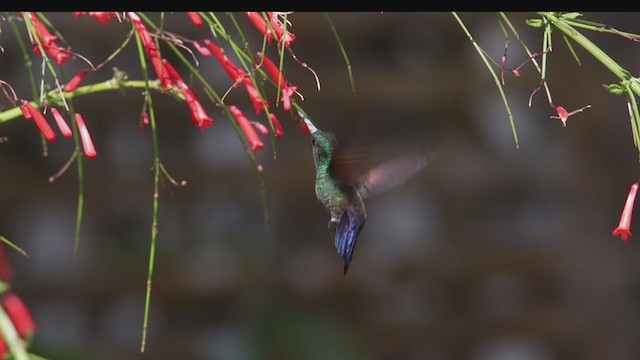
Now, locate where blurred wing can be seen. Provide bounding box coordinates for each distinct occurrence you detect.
[357,152,434,200]
[335,207,364,275]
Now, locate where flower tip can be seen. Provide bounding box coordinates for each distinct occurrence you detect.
[613,227,631,241]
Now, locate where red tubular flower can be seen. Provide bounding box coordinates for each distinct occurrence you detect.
[20,104,33,120]
[186,12,203,27]
[268,12,296,48]
[229,106,264,152]
[23,102,56,141]
[245,12,273,43]
[74,113,97,158]
[162,59,213,130]
[23,12,70,65]
[188,100,213,130]
[613,182,639,241]
[252,121,269,135]
[242,77,268,114]
[50,108,73,137]
[268,113,283,137]
[258,52,298,110]
[127,12,174,89]
[193,41,211,57]
[1,292,36,339]
[205,40,243,83]
[65,69,89,92]
[555,106,569,127]
[74,12,115,24]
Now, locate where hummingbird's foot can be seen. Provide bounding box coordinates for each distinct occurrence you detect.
[328,220,338,235]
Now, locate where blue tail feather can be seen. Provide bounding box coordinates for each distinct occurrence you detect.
[335,207,364,275]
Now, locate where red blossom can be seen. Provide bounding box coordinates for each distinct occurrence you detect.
[74,113,97,158]
[551,104,591,127]
[73,12,116,24]
[252,121,270,135]
[245,12,273,43]
[257,52,298,110]
[162,59,213,130]
[127,12,174,89]
[193,41,211,57]
[268,113,284,137]
[268,12,296,48]
[1,292,36,339]
[229,106,264,152]
[65,69,89,92]
[50,107,73,137]
[23,102,56,141]
[613,182,639,241]
[186,12,203,27]
[205,40,244,83]
[140,112,150,130]
[20,104,32,120]
[555,106,569,126]
[188,99,213,130]
[242,77,268,114]
[23,12,70,65]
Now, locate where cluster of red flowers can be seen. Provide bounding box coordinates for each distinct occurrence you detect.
[0,244,37,357]
[18,12,303,157]
[22,12,70,65]
[20,101,96,158]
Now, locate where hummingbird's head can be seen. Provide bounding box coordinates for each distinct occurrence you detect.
[300,112,337,170]
[310,131,337,170]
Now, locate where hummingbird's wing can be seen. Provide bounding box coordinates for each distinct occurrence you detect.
[357,152,435,200]
[335,206,365,275]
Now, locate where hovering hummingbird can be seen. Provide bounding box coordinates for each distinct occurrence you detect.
[301,112,433,275]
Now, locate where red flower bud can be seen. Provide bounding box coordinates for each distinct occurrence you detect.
[50,107,73,137]
[186,12,203,27]
[23,102,56,141]
[65,69,89,92]
[229,106,264,152]
[268,113,283,137]
[1,292,36,339]
[74,113,97,158]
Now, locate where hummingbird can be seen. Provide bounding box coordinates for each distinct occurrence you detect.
[301,112,433,275]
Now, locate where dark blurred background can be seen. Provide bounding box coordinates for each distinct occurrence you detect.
[1,12,640,360]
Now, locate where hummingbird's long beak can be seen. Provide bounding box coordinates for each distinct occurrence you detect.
[298,111,319,134]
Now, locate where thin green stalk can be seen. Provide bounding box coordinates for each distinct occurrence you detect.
[0,236,29,258]
[541,12,640,95]
[130,26,159,353]
[452,12,519,148]
[324,12,355,95]
[0,79,165,123]
[625,84,640,150]
[142,14,271,225]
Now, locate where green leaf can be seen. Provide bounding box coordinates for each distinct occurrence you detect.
[561,12,583,20]
[526,19,544,28]
[603,83,625,94]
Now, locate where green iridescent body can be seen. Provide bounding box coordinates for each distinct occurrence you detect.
[302,113,431,274]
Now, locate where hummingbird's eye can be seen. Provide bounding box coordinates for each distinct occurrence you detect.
[311,138,316,145]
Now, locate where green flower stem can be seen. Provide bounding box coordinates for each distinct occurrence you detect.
[452,12,519,148]
[0,79,165,123]
[541,12,640,95]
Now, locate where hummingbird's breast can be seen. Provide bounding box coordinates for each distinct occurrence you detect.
[315,174,365,220]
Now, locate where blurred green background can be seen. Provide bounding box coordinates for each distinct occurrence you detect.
[1,12,640,360]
